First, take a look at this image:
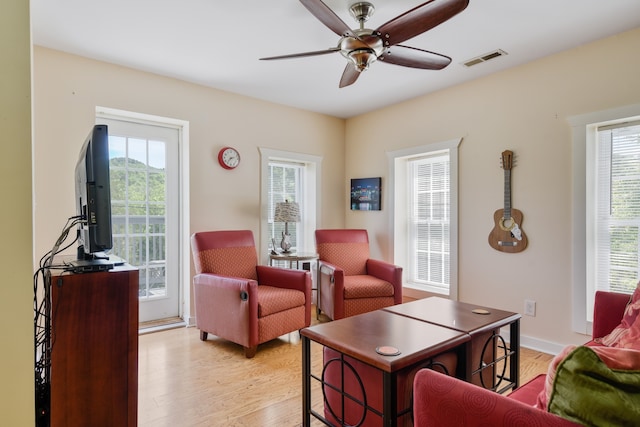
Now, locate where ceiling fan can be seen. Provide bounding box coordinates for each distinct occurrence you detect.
[260,0,470,88]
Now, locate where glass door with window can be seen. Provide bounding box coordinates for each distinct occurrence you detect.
[102,118,180,323]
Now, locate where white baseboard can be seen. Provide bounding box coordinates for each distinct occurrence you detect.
[520,335,568,356]
[500,328,567,356]
[139,321,187,335]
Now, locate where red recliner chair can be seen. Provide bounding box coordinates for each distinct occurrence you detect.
[315,229,403,320]
[191,230,311,358]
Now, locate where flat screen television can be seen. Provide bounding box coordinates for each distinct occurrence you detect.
[74,124,114,267]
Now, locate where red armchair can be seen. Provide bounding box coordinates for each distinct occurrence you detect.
[315,229,403,320]
[412,291,631,426]
[191,230,311,358]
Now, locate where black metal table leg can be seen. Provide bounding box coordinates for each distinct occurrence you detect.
[382,371,398,427]
[510,319,520,389]
[302,336,311,427]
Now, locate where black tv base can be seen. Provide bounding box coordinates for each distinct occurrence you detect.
[64,257,114,273]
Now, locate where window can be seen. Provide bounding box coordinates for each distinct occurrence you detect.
[409,154,450,292]
[570,103,640,334]
[268,161,304,251]
[389,139,460,299]
[587,121,640,313]
[259,148,321,261]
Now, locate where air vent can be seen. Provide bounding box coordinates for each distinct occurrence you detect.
[463,49,508,67]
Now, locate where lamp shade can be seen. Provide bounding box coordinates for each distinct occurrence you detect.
[274,201,300,223]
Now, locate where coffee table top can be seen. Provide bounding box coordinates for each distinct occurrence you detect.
[383,297,521,335]
[301,309,468,372]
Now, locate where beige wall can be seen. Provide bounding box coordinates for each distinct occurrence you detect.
[32,46,346,323]
[345,28,640,348]
[0,0,34,425]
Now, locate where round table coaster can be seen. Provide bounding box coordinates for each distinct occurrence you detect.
[472,308,491,315]
[376,345,401,356]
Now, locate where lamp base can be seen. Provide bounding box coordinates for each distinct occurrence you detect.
[280,232,292,253]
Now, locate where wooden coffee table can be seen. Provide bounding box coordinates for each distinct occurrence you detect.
[301,309,469,427]
[383,296,521,393]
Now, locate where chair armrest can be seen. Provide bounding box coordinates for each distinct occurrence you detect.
[256,265,310,294]
[592,290,631,338]
[317,260,345,319]
[192,273,259,347]
[366,259,403,304]
[317,260,342,276]
[413,369,580,427]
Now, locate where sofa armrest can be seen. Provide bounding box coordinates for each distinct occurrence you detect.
[413,369,580,427]
[193,273,258,347]
[366,259,403,304]
[592,290,631,338]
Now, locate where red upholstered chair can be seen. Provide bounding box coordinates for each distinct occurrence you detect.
[315,229,402,320]
[191,230,311,358]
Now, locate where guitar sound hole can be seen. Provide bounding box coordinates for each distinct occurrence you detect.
[499,217,515,232]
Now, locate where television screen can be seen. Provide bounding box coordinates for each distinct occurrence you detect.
[75,124,113,259]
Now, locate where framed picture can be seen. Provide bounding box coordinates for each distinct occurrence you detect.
[350,177,381,211]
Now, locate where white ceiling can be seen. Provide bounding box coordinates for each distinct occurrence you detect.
[31,0,640,119]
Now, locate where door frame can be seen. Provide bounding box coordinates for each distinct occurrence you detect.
[96,106,192,325]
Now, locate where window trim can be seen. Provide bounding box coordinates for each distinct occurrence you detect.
[259,147,322,265]
[387,138,461,300]
[569,102,640,334]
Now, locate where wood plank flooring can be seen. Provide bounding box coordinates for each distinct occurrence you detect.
[138,308,554,427]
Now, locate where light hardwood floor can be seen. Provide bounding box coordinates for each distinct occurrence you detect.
[138,309,554,427]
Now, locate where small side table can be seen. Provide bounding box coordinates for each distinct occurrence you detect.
[268,252,318,269]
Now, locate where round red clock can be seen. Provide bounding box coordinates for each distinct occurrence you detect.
[218,147,240,170]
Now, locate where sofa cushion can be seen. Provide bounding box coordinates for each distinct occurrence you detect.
[508,374,546,406]
[535,345,578,410]
[599,283,640,349]
[543,346,640,426]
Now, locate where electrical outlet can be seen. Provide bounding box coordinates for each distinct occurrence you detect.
[524,299,536,317]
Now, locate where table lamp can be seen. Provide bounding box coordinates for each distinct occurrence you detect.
[274,200,300,253]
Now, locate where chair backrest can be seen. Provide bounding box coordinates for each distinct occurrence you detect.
[315,229,370,276]
[191,230,258,280]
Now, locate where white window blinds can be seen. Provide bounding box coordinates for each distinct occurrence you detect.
[268,161,303,250]
[594,121,640,294]
[408,152,450,292]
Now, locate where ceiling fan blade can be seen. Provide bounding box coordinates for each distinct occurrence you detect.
[339,63,361,88]
[299,0,355,38]
[260,47,341,61]
[376,0,469,46]
[380,45,451,70]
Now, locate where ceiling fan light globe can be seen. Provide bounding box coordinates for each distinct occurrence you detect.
[347,49,376,72]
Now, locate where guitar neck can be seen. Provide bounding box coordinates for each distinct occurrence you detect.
[503,169,512,218]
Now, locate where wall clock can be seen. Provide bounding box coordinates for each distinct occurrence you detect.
[218,147,240,170]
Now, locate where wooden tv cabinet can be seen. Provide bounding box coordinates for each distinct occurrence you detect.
[50,266,138,427]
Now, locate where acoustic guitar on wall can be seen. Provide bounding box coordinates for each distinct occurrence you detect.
[488,150,528,253]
